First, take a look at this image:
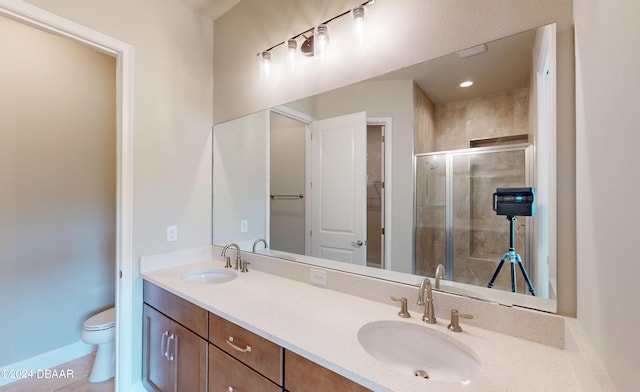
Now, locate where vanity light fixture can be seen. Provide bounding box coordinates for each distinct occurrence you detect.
[256,0,376,66]
[460,80,474,88]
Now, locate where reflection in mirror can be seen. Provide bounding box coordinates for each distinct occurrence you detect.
[212,24,557,312]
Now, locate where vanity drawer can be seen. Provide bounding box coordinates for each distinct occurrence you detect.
[143,280,208,339]
[209,312,283,385]
[284,350,371,392]
[209,344,281,392]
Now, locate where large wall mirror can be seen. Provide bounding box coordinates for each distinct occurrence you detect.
[213,23,557,312]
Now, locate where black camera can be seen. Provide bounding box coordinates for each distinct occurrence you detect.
[492,187,536,217]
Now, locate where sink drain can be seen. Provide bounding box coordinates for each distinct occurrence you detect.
[414,370,429,379]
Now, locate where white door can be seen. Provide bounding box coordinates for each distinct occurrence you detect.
[309,111,367,264]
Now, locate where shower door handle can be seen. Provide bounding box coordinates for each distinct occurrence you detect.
[351,240,364,248]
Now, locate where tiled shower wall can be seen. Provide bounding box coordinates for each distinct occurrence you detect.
[435,88,529,151]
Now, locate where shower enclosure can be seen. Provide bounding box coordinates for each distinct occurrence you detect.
[415,144,538,294]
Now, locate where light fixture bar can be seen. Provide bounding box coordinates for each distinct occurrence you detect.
[257,0,376,57]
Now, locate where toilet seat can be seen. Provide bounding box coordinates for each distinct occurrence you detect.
[83,307,116,331]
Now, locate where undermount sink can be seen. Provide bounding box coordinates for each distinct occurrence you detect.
[181,269,237,284]
[357,320,481,383]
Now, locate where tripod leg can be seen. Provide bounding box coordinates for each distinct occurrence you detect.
[510,254,517,293]
[515,254,536,296]
[488,253,508,288]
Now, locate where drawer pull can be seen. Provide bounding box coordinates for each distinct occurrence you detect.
[166,334,175,361]
[161,331,169,359]
[226,336,252,353]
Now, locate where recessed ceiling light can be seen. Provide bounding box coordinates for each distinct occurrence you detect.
[460,80,474,88]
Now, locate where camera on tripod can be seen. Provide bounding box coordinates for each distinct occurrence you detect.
[487,187,537,295]
[492,187,536,217]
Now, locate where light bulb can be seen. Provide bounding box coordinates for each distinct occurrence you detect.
[352,6,365,43]
[287,39,297,66]
[352,6,365,25]
[260,51,271,79]
[315,24,329,55]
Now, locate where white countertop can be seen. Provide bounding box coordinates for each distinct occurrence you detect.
[141,259,578,391]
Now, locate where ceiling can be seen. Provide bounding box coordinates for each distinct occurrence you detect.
[180,0,240,20]
[374,29,536,105]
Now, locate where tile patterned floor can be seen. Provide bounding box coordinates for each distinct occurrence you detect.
[0,352,113,392]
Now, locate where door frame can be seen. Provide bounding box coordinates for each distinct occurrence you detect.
[0,1,134,391]
[368,118,393,269]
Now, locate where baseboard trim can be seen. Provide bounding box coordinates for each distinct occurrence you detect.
[0,341,94,387]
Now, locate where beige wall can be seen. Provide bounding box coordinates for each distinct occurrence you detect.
[574,0,640,390]
[434,88,530,150]
[214,0,576,315]
[22,0,213,384]
[0,15,115,366]
[413,84,436,154]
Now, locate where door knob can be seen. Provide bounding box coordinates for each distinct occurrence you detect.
[351,240,364,247]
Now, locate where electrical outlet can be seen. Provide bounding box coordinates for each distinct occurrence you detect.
[309,269,327,287]
[240,219,248,233]
[166,225,178,242]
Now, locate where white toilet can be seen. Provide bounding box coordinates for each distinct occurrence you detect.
[81,307,116,383]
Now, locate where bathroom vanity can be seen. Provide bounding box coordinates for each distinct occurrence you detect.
[143,280,370,392]
[140,247,588,391]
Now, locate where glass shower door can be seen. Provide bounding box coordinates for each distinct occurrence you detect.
[415,145,534,294]
[414,153,446,277]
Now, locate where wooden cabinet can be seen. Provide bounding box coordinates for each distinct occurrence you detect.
[209,344,281,392]
[142,280,371,392]
[209,312,283,385]
[284,350,371,392]
[143,280,208,339]
[208,312,283,391]
[143,282,208,392]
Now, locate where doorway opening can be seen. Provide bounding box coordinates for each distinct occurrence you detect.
[0,2,133,391]
[366,124,385,269]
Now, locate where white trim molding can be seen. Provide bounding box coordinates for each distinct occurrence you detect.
[0,1,134,391]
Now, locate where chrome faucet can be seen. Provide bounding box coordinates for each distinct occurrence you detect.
[221,243,242,270]
[435,264,445,289]
[252,238,268,253]
[417,278,436,324]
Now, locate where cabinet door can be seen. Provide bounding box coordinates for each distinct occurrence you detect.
[172,320,208,392]
[143,304,208,392]
[284,350,371,392]
[143,304,173,392]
